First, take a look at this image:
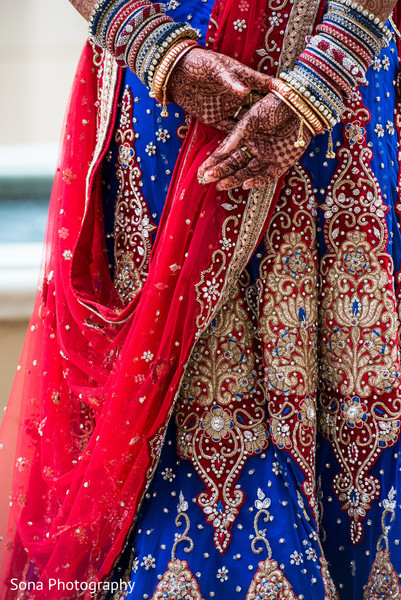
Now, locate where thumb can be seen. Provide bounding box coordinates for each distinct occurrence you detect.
[224,60,272,94]
[219,69,250,99]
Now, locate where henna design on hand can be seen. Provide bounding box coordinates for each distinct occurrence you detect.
[168,48,272,132]
[198,93,312,190]
[68,0,97,20]
[352,0,397,21]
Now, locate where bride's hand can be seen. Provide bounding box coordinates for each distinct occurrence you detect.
[167,47,272,132]
[198,93,312,189]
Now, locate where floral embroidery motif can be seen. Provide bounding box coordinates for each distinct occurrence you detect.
[194,188,247,329]
[259,164,319,512]
[318,94,401,544]
[176,275,268,554]
[113,86,157,304]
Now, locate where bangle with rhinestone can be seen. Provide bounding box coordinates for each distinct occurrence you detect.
[94,0,128,47]
[107,1,153,54]
[280,72,339,126]
[325,12,383,51]
[328,10,386,52]
[125,14,173,69]
[289,71,344,123]
[135,21,178,75]
[282,76,339,127]
[325,13,382,55]
[89,0,114,38]
[301,42,363,88]
[137,23,181,84]
[287,68,345,116]
[149,38,197,98]
[329,0,392,43]
[124,14,172,70]
[309,33,370,77]
[143,25,199,87]
[317,22,373,64]
[136,21,187,75]
[300,49,353,97]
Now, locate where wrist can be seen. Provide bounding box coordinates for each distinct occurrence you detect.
[89,0,199,104]
[275,0,392,134]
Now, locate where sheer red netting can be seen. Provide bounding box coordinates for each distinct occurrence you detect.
[0,1,281,597]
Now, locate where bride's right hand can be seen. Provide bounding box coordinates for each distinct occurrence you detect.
[167,47,272,132]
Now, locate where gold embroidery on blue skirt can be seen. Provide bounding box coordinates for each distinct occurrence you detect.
[175,276,268,553]
[113,86,157,303]
[245,490,299,599]
[151,492,205,600]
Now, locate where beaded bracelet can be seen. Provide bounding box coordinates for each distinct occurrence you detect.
[110,2,156,55]
[125,14,173,68]
[300,49,354,97]
[274,0,391,156]
[90,0,201,119]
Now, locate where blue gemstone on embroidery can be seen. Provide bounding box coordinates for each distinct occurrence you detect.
[299,307,306,322]
[350,489,358,503]
[217,500,224,513]
[351,299,360,315]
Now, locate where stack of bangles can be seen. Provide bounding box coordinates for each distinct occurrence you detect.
[270,0,391,154]
[89,0,200,116]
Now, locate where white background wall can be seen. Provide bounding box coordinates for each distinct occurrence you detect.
[0,1,88,413]
[0,0,87,146]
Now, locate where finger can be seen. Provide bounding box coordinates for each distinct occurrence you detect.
[202,148,255,183]
[243,164,284,189]
[213,119,252,157]
[243,175,275,189]
[198,139,232,178]
[219,56,272,94]
[219,69,250,99]
[214,118,237,133]
[215,160,261,190]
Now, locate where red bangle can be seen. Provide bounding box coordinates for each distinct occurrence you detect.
[106,0,149,54]
[300,50,353,97]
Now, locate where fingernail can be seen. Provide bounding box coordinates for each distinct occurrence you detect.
[217,143,227,155]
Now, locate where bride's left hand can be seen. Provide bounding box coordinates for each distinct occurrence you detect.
[198,93,312,190]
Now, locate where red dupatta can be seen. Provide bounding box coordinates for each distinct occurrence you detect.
[0,0,318,596]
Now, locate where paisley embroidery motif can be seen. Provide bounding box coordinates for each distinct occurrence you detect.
[151,493,205,600]
[259,163,319,510]
[151,560,205,600]
[113,86,157,303]
[245,559,298,600]
[245,489,300,600]
[364,488,401,599]
[175,274,268,554]
[364,550,401,599]
[318,93,401,544]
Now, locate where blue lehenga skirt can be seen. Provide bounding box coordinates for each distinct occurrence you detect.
[102,1,401,596]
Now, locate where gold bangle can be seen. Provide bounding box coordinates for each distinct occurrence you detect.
[271,90,318,135]
[271,79,328,132]
[150,38,197,98]
[159,41,199,116]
